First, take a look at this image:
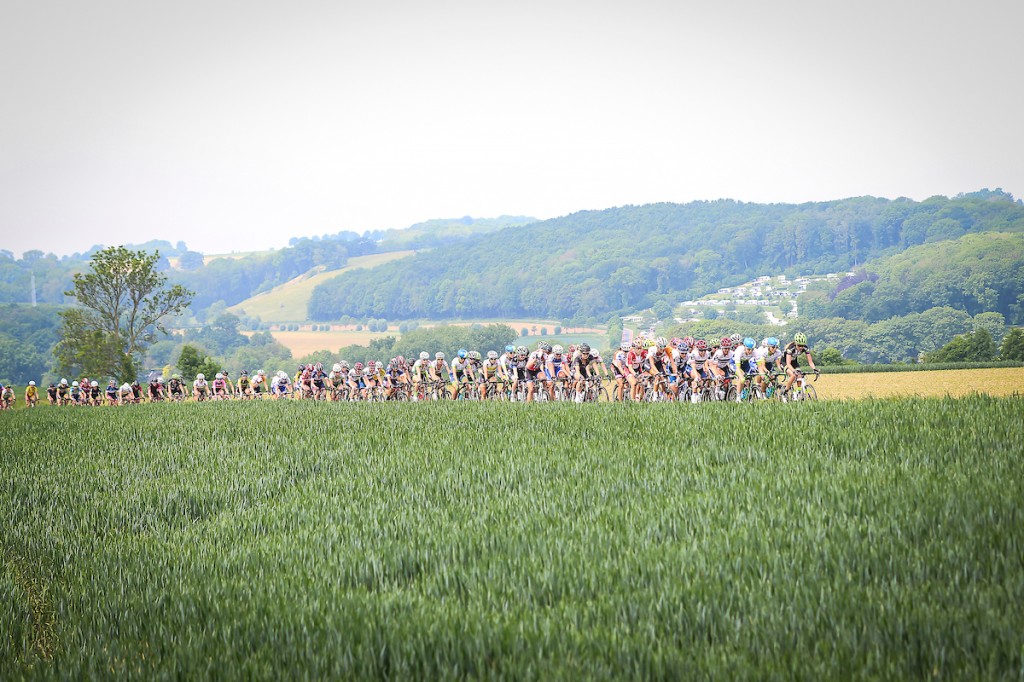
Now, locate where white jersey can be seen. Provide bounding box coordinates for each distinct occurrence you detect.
[193,379,208,390]
[753,347,782,365]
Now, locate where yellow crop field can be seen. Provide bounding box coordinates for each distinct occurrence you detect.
[817,367,1024,400]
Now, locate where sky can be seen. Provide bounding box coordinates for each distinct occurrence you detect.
[2,0,1022,257]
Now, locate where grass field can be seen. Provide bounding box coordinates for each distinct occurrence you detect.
[226,251,417,323]
[2,398,1022,678]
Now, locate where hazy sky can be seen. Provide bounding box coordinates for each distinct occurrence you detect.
[2,0,1022,257]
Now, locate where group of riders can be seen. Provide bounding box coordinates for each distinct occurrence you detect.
[3,333,817,408]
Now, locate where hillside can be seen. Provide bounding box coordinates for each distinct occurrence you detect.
[227,251,416,323]
[307,190,1024,323]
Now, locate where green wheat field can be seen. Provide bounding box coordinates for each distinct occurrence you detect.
[3,397,1023,679]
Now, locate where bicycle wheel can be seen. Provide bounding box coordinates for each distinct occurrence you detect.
[726,386,738,402]
[803,384,818,401]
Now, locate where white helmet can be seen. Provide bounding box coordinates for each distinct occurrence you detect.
[435,352,445,360]
[121,383,131,391]
[91,381,98,388]
[553,345,564,354]
[487,350,498,360]
[72,381,79,387]
[215,373,223,380]
[157,377,164,383]
[257,369,265,376]
[60,378,68,385]
[420,351,429,360]
[29,380,36,386]
[197,373,205,380]
[332,363,341,372]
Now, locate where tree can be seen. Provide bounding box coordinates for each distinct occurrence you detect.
[815,347,849,366]
[925,328,998,363]
[177,344,205,378]
[999,328,1024,361]
[652,300,674,322]
[56,247,193,379]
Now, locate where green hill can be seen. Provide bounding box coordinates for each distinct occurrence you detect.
[307,190,1024,323]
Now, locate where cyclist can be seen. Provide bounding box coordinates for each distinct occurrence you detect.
[24,381,39,408]
[707,337,736,399]
[480,350,505,400]
[546,344,571,400]
[272,371,292,399]
[250,370,268,398]
[610,342,629,401]
[522,343,549,402]
[783,332,817,396]
[753,338,783,397]
[0,384,14,409]
[508,346,529,401]
[105,380,119,405]
[687,339,713,402]
[411,352,431,400]
[645,337,677,401]
[212,373,230,399]
[572,343,607,402]
[147,376,165,401]
[57,378,70,405]
[236,370,252,399]
[451,349,473,400]
[88,380,101,405]
[119,382,136,405]
[732,338,757,401]
[428,353,453,397]
[70,380,83,405]
[624,340,647,402]
[193,373,210,401]
[168,374,186,401]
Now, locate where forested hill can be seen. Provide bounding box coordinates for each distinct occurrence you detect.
[307,190,1024,322]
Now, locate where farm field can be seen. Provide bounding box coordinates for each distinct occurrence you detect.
[2,397,1023,678]
[227,251,417,323]
[818,367,1024,399]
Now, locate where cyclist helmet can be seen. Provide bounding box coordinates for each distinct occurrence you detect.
[632,339,644,349]
[730,333,742,345]
[709,338,720,348]
[420,351,429,360]
[458,348,468,359]
[333,363,342,372]
[257,369,265,376]
[216,373,223,380]
[515,345,528,357]
[505,345,515,353]
[656,337,667,349]
[567,344,577,353]
[366,361,376,370]
[743,337,755,349]
[487,350,498,360]
[157,377,164,384]
[197,373,205,380]
[354,362,364,371]
[339,360,349,369]
[793,332,808,346]
[720,337,733,350]
[91,380,99,387]
[679,342,691,354]
[767,337,779,348]
[683,336,695,347]
[396,355,406,366]
[671,337,682,347]
[540,342,552,353]
[620,342,630,351]
[29,380,36,386]
[552,344,564,354]
[695,339,708,351]
[72,380,79,387]
[240,369,249,376]
[579,343,591,354]
[435,352,445,360]
[60,378,68,385]
[469,351,481,361]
